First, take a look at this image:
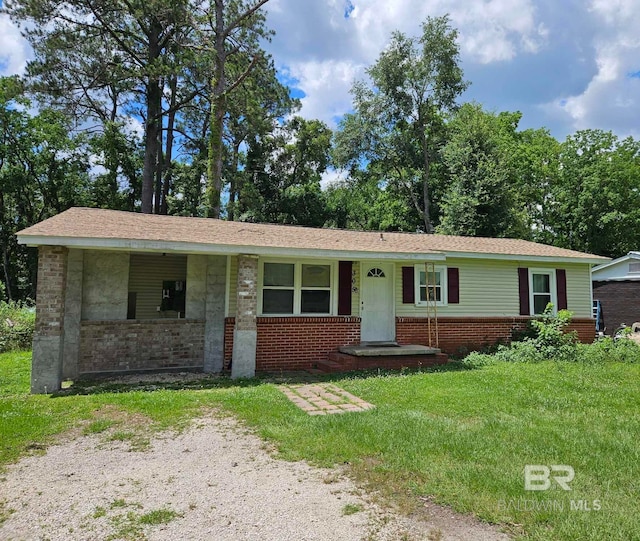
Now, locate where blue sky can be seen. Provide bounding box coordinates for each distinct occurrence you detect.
[261,0,640,144]
[2,0,639,144]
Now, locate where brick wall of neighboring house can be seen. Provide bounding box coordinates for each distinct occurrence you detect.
[396,316,596,355]
[78,320,205,374]
[593,280,640,334]
[224,317,361,371]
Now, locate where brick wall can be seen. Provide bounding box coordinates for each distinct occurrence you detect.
[397,316,595,355]
[78,320,205,374]
[593,281,640,334]
[224,317,361,371]
[235,256,258,331]
[34,246,68,337]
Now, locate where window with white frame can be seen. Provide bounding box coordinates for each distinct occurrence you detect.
[529,269,556,315]
[414,265,447,306]
[261,261,332,315]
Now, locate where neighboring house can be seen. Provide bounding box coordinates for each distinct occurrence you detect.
[592,252,640,334]
[18,208,606,393]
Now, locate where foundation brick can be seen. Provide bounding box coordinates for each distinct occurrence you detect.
[224,316,361,371]
[396,316,596,355]
[78,320,205,374]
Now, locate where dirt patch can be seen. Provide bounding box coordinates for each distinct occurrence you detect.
[0,415,510,541]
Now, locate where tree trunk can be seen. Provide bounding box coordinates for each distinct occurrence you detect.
[227,140,242,221]
[159,75,178,215]
[142,79,161,213]
[206,0,227,219]
[419,126,434,233]
[141,26,162,214]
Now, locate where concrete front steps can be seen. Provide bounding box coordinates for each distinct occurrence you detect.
[316,343,449,373]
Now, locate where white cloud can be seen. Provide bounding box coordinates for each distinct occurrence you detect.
[320,168,347,189]
[266,0,547,131]
[0,15,31,75]
[542,0,640,137]
[284,60,364,126]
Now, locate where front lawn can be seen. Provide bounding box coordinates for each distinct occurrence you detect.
[1,352,638,540]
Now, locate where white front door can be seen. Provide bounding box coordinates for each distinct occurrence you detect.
[360,262,395,342]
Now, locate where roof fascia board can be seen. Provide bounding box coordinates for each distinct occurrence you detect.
[17,235,447,262]
[592,276,640,282]
[443,250,606,265]
[592,253,639,272]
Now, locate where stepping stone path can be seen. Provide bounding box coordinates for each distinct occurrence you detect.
[279,383,375,415]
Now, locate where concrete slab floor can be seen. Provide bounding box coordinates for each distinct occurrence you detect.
[279,383,375,415]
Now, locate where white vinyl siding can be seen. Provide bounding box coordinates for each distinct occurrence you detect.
[564,264,593,317]
[351,261,360,316]
[396,259,519,317]
[395,260,593,318]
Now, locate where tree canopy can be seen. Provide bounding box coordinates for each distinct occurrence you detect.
[2,10,640,301]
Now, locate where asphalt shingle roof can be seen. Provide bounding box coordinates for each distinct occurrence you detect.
[17,207,607,262]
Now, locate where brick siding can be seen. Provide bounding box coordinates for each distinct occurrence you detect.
[34,246,68,337]
[235,256,258,330]
[593,281,640,335]
[397,316,596,355]
[78,320,205,374]
[224,316,361,371]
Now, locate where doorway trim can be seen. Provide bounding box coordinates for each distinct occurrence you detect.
[360,261,395,342]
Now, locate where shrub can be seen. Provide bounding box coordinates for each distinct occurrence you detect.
[459,351,497,369]
[0,301,35,352]
[462,304,580,364]
[529,304,578,360]
[577,336,640,364]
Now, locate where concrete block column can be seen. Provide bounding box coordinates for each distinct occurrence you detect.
[31,246,68,393]
[204,255,227,373]
[232,255,258,378]
[62,249,83,380]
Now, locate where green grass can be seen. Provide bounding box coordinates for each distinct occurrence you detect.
[1,351,639,540]
[342,503,363,515]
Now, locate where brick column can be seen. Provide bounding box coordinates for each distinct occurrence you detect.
[32,246,68,393]
[232,255,258,378]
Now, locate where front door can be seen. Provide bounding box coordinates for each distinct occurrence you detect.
[360,262,395,342]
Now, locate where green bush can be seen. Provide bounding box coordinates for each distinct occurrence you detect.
[462,303,640,365]
[459,351,497,368]
[0,301,35,352]
[577,336,640,364]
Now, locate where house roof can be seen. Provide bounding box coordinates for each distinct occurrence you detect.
[592,251,640,281]
[17,207,608,263]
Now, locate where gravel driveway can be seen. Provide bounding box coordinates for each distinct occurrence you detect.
[0,415,509,541]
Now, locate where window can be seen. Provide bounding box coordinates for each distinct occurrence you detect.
[629,262,640,274]
[529,269,556,315]
[367,267,386,278]
[263,263,295,314]
[260,261,333,315]
[414,265,446,306]
[301,264,331,313]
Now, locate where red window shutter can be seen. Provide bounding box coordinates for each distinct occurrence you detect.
[447,267,460,304]
[556,269,567,310]
[518,267,530,316]
[402,267,415,304]
[338,261,352,315]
